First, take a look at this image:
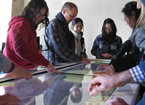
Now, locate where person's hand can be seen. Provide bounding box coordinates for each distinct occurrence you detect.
[47,63,60,74]
[105,98,128,105]
[82,57,90,65]
[88,70,134,96]
[112,55,116,59]
[10,66,33,80]
[96,64,109,71]
[88,75,116,96]
[0,94,21,105]
[102,64,115,75]
[96,64,115,75]
[92,64,115,77]
[101,53,113,59]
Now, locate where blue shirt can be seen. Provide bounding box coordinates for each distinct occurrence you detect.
[129,61,145,83]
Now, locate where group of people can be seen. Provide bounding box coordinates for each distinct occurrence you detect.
[90,1,141,60]
[1,0,145,104]
[89,0,145,105]
[0,0,90,104]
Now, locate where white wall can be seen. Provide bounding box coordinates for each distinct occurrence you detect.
[0,0,12,50]
[3,0,134,59]
[43,0,133,59]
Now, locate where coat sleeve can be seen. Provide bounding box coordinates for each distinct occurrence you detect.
[91,36,102,58]
[110,54,137,72]
[116,40,132,58]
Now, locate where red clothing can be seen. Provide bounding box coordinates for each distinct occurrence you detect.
[3,17,49,69]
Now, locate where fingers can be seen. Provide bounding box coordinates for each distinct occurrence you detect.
[82,58,90,65]
[25,73,33,80]
[54,69,61,74]
[88,82,101,96]
[88,77,102,96]
[47,66,61,74]
[23,71,33,80]
[19,70,33,80]
[0,94,21,104]
[47,63,61,74]
[105,54,113,59]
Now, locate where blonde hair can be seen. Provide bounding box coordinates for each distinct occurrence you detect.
[137,2,145,29]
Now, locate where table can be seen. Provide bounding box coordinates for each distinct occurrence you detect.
[0,59,140,105]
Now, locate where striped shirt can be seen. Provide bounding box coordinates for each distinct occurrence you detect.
[129,65,145,83]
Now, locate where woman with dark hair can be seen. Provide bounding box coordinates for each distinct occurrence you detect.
[88,0,145,104]
[116,1,141,59]
[91,18,122,59]
[123,1,141,29]
[70,17,87,58]
[3,0,59,73]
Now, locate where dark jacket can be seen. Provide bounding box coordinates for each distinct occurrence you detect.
[91,34,122,59]
[44,12,82,65]
[110,24,145,72]
[70,31,86,57]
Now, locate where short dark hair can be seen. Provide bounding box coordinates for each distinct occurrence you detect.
[72,17,83,26]
[122,1,141,20]
[19,0,49,29]
[61,2,77,12]
[102,18,117,42]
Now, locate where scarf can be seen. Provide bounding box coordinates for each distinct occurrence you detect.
[70,29,82,55]
[56,12,74,50]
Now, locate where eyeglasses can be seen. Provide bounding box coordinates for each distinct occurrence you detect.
[105,28,112,31]
[124,18,127,22]
[124,16,129,22]
[37,12,46,19]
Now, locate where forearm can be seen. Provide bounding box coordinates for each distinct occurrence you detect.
[113,70,135,87]
[91,41,101,58]
[116,40,131,59]
[91,49,102,58]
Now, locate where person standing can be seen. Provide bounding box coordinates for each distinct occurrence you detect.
[3,0,59,73]
[88,1,145,105]
[70,17,87,58]
[44,2,90,65]
[91,18,122,59]
[116,1,141,59]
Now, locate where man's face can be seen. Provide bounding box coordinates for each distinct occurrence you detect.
[63,7,78,24]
